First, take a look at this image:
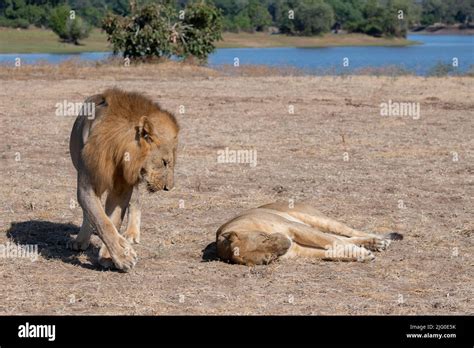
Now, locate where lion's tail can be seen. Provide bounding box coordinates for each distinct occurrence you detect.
[383,232,404,241]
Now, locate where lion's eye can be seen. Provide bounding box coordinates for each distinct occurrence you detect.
[143,133,151,142]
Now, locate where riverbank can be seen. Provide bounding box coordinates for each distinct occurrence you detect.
[0,27,417,54]
[0,28,107,54]
[217,32,417,48]
[411,23,474,36]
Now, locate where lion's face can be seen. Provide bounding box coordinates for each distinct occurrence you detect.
[137,114,178,193]
[140,141,177,192]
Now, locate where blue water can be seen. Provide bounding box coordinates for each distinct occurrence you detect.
[209,34,474,74]
[0,34,472,75]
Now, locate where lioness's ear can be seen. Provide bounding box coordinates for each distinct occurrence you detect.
[226,231,239,242]
[137,116,154,140]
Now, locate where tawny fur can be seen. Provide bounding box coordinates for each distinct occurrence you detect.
[69,88,179,272]
[216,202,403,266]
[82,88,179,195]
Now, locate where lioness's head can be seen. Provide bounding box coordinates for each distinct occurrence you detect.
[135,113,179,193]
[217,231,291,266]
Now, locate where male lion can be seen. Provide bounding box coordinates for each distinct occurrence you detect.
[216,202,403,265]
[69,88,179,271]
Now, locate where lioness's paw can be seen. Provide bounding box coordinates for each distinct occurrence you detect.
[110,236,138,272]
[356,247,375,262]
[123,228,140,244]
[366,237,391,252]
[67,238,90,251]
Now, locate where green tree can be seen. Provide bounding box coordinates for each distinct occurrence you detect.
[420,0,445,25]
[102,1,223,63]
[102,3,176,59]
[326,0,363,28]
[233,11,253,31]
[281,0,334,36]
[179,1,223,62]
[49,5,91,44]
[247,0,272,31]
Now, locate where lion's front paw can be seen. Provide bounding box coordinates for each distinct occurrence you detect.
[98,244,114,269]
[103,236,138,272]
[123,227,140,244]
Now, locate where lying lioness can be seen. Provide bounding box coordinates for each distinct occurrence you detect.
[216,202,403,265]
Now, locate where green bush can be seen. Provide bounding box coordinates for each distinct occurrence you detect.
[180,1,223,62]
[102,1,223,63]
[49,5,91,45]
[0,16,29,28]
[102,4,176,59]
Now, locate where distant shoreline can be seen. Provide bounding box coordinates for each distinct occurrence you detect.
[217,32,418,48]
[411,29,474,36]
[0,28,419,54]
[410,24,474,36]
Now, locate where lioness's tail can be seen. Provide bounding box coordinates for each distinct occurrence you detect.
[384,232,404,241]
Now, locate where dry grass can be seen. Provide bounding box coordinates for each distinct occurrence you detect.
[0,59,220,80]
[0,64,472,315]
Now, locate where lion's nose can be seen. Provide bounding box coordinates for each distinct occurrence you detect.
[163,185,174,191]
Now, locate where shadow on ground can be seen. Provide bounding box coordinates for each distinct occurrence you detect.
[202,242,219,262]
[6,220,100,270]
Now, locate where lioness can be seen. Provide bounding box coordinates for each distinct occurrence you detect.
[216,202,403,265]
[69,88,179,271]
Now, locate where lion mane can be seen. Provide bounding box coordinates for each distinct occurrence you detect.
[82,88,179,195]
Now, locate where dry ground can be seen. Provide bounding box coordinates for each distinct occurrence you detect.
[0,64,472,315]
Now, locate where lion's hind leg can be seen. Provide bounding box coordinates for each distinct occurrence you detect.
[68,211,93,251]
[284,243,375,262]
[283,204,403,251]
[285,222,375,262]
[262,202,373,238]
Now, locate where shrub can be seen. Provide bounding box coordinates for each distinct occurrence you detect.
[179,1,223,62]
[102,1,223,63]
[0,16,29,28]
[49,5,91,45]
[102,4,176,59]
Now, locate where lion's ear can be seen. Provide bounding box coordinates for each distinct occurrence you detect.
[137,116,154,140]
[88,94,107,107]
[79,94,107,118]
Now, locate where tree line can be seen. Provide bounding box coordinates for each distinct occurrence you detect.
[1,0,473,35]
